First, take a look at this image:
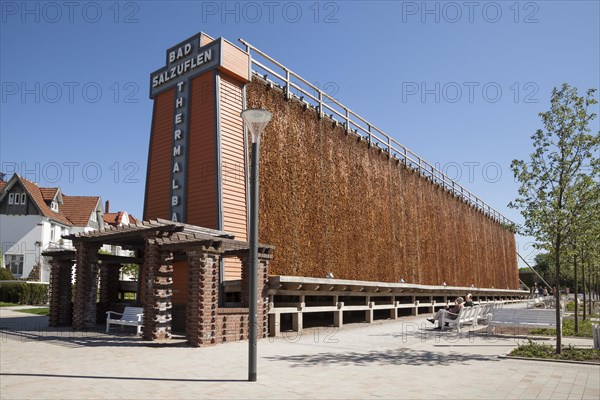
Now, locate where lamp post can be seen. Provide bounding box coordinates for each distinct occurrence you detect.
[240,108,272,382]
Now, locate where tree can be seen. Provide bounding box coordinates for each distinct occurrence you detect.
[510,84,599,354]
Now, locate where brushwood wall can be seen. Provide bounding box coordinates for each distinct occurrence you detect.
[247,78,518,289]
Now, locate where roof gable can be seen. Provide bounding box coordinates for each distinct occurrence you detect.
[0,174,73,226]
[61,195,102,227]
[40,187,62,203]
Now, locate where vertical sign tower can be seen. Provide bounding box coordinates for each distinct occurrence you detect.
[144,32,251,283]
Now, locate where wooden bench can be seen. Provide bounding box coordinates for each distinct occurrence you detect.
[440,305,479,333]
[106,307,144,335]
[487,308,560,334]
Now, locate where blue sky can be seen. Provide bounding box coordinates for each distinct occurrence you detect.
[1,0,599,266]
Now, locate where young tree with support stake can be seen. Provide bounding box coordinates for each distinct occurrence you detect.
[510,84,599,354]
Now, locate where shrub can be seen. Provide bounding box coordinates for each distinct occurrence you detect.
[0,267,14,280]
[510,340,600,362]
[530,318,594,338]
[0,282,49,305]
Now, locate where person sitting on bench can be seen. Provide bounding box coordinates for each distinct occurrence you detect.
[464,293,474,307]
[427,297,464,329]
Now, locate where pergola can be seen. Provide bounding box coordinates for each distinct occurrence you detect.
[43,219,273,347]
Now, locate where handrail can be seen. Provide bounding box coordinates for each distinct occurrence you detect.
[239,38,514,228]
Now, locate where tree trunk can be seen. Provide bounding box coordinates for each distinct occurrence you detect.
[554,238,562,354]
[574,253,579,333]
[581,254,586,321]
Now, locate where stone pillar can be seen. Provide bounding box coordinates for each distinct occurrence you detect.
[390,298,398,320]
[187,249,220,347]
[48,258,74,327]
[269,312,280,337]
[142,242,173,340]
[97,264,120,322]
[240,254,270,340]
[72,242,100,330]
[334,302,344,327]
[365,295,373,323]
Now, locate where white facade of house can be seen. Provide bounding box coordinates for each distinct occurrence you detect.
[0,214,70,282]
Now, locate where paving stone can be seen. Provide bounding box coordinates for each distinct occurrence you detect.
[1,307,599,400]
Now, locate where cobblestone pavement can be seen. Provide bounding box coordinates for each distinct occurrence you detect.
[1,306,598,399]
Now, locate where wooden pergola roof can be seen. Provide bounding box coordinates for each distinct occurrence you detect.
[60,218,273,255]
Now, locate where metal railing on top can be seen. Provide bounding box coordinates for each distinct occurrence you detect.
[239,38,514,228]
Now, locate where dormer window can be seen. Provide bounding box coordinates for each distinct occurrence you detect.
[8,193,26,205]
[51,201,58,212]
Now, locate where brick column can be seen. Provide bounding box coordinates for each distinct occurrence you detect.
[240,254,269,340]
[187,249,220,347]
[142,241,173,340]
[48,258,74,327]
[72,242,100,330]
[97,264,120,323]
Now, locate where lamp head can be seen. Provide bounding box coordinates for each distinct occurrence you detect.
[241,109,272,143]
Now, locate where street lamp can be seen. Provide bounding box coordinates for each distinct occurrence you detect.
[240,108,272,382]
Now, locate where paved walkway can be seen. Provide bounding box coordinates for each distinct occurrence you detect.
[1,306,598,399]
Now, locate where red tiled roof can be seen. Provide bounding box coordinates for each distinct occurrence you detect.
[61,195,101,226]
[40,187,59,202]
[103,211,139,226]
[0,181,6,191]
[103,212,122,225]
[17,177,72,226]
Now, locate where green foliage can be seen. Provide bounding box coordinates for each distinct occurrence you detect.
[15,307,49,316]
[0,301,20,307]
[0,282,49,305]
[121,263,139,278]
[530,318,594,338]
[510,84,599,353]
[510,339,600,362]
[0,267,15,280]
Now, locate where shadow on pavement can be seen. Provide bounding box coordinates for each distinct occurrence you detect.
[0,313,187,348]
[265,347,500,367]
[0,372,245,383]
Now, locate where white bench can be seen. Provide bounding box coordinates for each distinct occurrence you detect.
[440,305,479,333]
[487,308,560,334]
[106,306,144,335]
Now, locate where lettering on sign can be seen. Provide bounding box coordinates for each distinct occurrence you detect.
[149,34,223,222]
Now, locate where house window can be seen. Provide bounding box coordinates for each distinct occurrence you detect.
[51,201,58,212]
[50,224,55,242]
[91,212,97,222]
[20,193,26,205]
[6,254,24,276]
[8,193,14,204]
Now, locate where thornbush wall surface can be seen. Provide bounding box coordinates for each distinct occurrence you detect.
[247,79,518,289]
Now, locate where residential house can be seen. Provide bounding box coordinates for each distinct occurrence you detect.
[0,173,103,282]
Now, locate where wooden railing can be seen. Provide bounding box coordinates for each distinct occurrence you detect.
[239,38,514,228]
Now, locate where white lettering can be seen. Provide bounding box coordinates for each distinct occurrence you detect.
[177,81,185,92]
[172,196,179,206]
[152,46,215,90]
[175,113,183,124]
[172,179,179,189]
[174,129,182,140]
[173,162,180,173]
[172,212,178,222]
[176,97,183,108]
[173,145,181,156]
